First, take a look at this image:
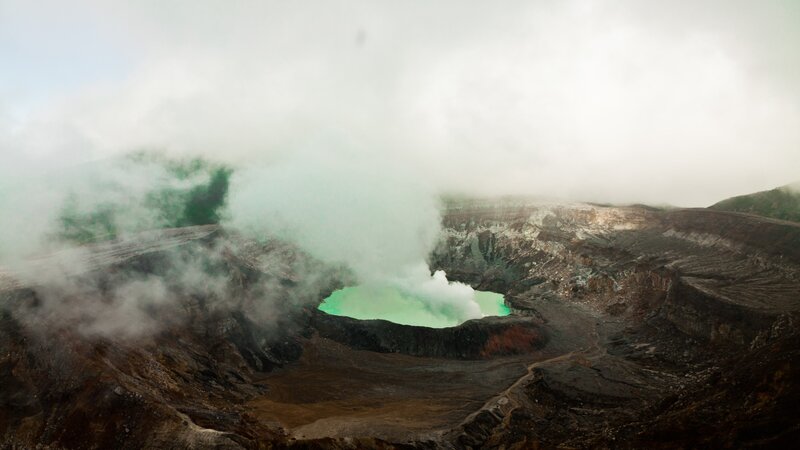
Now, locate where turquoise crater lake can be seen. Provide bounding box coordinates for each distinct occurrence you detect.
[319,285,510,328]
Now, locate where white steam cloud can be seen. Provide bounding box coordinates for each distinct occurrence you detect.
[2,0,799,205]
[227,157,439,282]
[227,154,484,323]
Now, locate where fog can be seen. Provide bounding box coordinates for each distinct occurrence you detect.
[2,0,798,205]
[227,155,485,324]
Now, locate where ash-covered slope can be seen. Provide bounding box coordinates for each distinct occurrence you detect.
[2,201,800,449]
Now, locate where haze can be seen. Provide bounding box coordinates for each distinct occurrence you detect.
[2,0,798,206]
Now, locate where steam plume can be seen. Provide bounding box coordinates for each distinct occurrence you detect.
[227,154,485,324]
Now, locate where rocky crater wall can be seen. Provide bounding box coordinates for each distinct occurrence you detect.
[433,201,800,347]
[311,313,547,359]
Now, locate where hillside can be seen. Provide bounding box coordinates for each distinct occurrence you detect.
[710,182,800,222]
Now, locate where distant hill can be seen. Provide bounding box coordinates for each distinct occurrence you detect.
[710,182,800,223]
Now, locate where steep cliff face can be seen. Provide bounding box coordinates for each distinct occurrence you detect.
[1,202,799,449]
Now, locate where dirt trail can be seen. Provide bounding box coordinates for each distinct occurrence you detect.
[458,322,605,428]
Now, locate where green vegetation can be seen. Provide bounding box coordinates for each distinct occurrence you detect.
[180,166,232,226]
[710,183,800,223]
[57,153,233,243]
[58,196,119,243]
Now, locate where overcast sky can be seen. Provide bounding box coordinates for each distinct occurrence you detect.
[1,0,799,206]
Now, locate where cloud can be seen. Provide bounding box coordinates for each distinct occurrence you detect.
[3,1,800,206]
[226,154,440,281]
